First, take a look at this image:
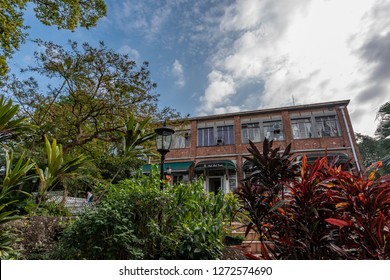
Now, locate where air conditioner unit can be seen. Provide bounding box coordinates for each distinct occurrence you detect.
[216,138,224,145]
[273,123,281,134]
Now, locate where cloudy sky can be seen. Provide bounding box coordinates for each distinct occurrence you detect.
[10,0,390,136]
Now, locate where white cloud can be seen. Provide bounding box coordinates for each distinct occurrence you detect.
[118,45,140,61]
[172,59,185,87]
[198,70,236,115]
[198,0,385,136]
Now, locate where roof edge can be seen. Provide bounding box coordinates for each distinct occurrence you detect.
[185,100,350,121]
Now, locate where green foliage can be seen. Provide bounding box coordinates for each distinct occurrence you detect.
[0,95,32,143]
[376,101,390,141]
[0,0,106,75]
[53,169,235,260]
[33,201,71,217]
[166,180,231,259]
[0,150,34,258]
[356,102,390,175]
[35,136,88,204]
[356,133,384,167]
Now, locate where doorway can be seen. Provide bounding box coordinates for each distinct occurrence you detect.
[208,176,223,194]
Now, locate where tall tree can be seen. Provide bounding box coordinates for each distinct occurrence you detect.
[376,102,390,142]
[376,101,390,173]
[0,0,106,76]
[6,40,180,153]
[355,133,383,168]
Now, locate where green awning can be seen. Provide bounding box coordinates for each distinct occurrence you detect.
[305,153,350,164]
[195,160,236,171]
[142,161,194,173]
[243,160,254,172]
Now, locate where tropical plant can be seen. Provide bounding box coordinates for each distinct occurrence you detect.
[34,136,88,204]
[100,113,156,182]
[323,161,390,259]
[0,150,34,258]
[275,156,343,259]
[242,150,390,260]
[0,95,32,144]
[235,139,300,245]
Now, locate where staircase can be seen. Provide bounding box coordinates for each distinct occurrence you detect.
[225,222,274,259]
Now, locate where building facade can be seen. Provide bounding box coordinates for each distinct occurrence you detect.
[144,100,363,193]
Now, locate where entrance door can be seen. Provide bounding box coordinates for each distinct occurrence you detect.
[208,177,223,194]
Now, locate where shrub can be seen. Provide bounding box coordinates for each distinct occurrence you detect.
[235,139,300,245]
[235,139,390,260]
[53,169,236,260]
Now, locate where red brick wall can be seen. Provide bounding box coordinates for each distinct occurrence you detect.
[166,101,363,177]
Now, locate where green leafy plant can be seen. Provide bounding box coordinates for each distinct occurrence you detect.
[0,150,34,258]
[34,136,87,205]
[0,95,32,144]
[53,168,235,260]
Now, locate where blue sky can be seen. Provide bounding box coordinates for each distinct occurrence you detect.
[9,0,390,136]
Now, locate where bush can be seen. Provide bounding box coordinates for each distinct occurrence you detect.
[236,139,390,260]
[53,169,236,259]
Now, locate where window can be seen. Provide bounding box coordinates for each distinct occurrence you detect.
[315,116,340,137]
[197,127,214,146]
[291,118,312,139]
[263,121,284,140]
[217,125,235,145]
[242,123,261,143]
[172,130,190,149]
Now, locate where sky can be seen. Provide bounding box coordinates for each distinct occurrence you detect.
[9,0,390,136]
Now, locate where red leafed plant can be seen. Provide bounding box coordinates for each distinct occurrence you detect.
[323,161,390,259]
[275,155,348,259]
[279,156,390,259]
[236,138,390,259]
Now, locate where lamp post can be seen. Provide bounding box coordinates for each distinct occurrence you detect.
[154,121,174,259]
[155,120,174,189]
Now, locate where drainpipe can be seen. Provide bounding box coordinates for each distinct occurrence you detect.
[339,106,361,173]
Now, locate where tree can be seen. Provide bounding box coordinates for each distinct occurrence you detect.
[6,40,179,153]
[0,0,106,76]
[376,102,390,141]
[96,113,157,182]
[355,133,383,167]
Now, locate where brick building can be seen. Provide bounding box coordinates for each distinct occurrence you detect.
[144,100,362,193]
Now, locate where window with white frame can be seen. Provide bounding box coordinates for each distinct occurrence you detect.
[217,125,234,145]
[291,118,313,139]
[315,115,340,137]
[171,130,191,149]
[197,127,214,146]
[241,123,261,143]
[263,120,284,141]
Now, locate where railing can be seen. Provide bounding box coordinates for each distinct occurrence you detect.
[32,191,95,215]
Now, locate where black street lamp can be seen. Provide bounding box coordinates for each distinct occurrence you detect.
[155,121,174,190]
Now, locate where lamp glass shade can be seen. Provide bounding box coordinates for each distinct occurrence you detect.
[155,125,174,153]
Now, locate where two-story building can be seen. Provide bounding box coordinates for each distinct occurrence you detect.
[143,100,362,193]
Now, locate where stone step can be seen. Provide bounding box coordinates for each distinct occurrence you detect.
[241,241,275,256]
[230,230,260,241]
